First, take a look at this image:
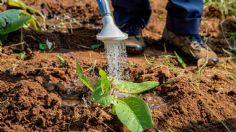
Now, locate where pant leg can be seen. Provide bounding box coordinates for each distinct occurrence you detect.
[166,0,203,35]
[111,0,151,26]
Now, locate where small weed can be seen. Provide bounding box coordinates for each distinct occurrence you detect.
[144,54,156,65]
[159,54,177,72]
[204,0,236,17]
[91,43,103,49]
[169,128,175,132]
[226,32,236,37]
[56,54,66,67]
[16,51,26,60]
[174,51,187,69]
[88,60,97,74]
[223,48,236,62]
[168,63,177,72]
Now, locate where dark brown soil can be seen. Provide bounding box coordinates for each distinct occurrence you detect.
[0,0,236,131]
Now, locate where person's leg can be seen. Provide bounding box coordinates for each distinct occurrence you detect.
[111,0,151,54]
[163,0,219,65]
[111,0,151,27]
[166,0,203,35]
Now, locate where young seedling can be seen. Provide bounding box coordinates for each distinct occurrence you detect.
[160,54,177,72]
[174,51,187,69]
[76,62,159,132]
[144,54,156,65]
[56,54,66,67]
[16,51,26,60]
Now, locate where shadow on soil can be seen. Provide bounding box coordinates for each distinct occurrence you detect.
[3,26,201,66]
[4,27,166,54]
[5,26,194,63]
[3,27,100,53]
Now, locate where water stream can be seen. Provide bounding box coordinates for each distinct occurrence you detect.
[104,41,129,80]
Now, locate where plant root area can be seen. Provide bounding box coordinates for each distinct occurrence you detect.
[0,0,236,131]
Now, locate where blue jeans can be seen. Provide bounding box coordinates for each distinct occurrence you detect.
[111,0,203,35]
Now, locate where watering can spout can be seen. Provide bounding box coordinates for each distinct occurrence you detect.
[96,0,127,41]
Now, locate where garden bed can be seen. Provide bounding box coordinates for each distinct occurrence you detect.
[0,0,236,131]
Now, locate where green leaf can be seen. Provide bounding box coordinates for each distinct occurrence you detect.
[93,79,101,88]
[39,43,47,51]
[91,43,102,49]
[114,80,159,94]
[7,0,46,29]
[0,9,31,36]
[56,54,65,66]
[7,0,27,9]
[76,62,93,91]
[99,69,111,95]
[25,14,40,32]
[111,105,116,115]
[114,97,153,132]
[91,87,114,106]
[226,32,236,36]
[0,34,8,42]
[16,51,26,60]
[203,0,209,4]
[174,51,187,69]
